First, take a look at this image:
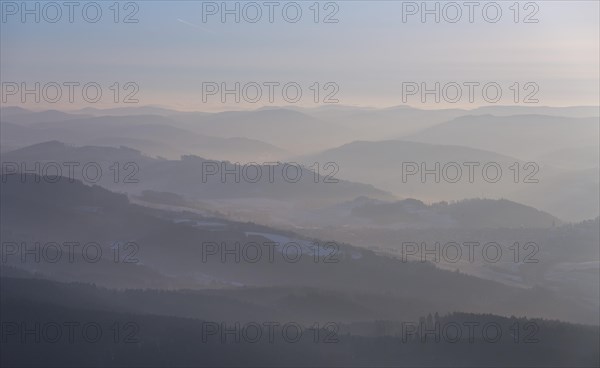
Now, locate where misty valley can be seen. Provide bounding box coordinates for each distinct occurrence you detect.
[1,103,599,367]
[1,2,599,366]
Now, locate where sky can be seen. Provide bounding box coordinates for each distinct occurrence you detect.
[1,0,599,111]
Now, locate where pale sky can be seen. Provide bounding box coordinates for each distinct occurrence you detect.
[1,1,599,111]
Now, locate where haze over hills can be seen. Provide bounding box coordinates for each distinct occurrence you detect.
[3,104,598,222]
[407,114,600,160]
[1,141,394,207]
[536,146,600,170]
[174,108,349,154]
[3,105,598,162]
[509,167,600,222]
[0,107,600,363]
[1,113,291,162]
[298,139,536,197]
[2,173,597,326]
[302,197,561,230]
[0,107,92,124]
[3,0,599,364]
[467,105,600,118]
[296,105,469,141]
[1,105,598,366]
[297,139,599,221]
[6,138,595,224]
